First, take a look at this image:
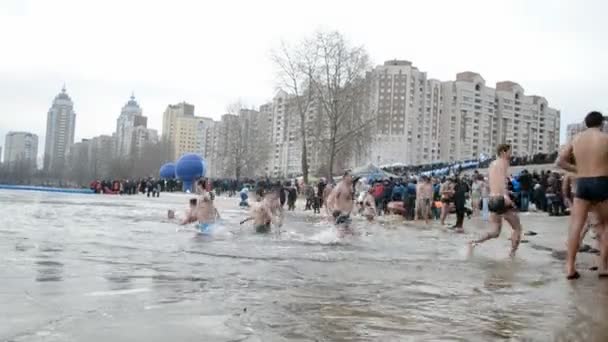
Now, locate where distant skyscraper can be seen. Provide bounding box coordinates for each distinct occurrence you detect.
[4,131,38,168]
[44,85,76,173]
[115,94,155,158]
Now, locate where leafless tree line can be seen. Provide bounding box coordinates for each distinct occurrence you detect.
[0,141,171,187]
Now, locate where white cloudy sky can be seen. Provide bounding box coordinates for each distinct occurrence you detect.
[1,0,606,156]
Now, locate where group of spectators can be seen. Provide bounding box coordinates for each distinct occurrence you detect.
[382,151,559,178]
[89,178,182,197]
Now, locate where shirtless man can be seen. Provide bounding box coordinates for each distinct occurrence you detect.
[179,198,199,225]
[557,111,608,279]
[470,144,522,257]
[416,176,434,225]
[265,190,284,228]
[439,178,454,225]
[327,171,355,233]
[361,188,377,222]
[194,179,220,233]
[240,191,284,233]
[241,200,274,233]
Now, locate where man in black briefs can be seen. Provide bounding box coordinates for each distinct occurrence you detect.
[469,144,522,257]
[558,111,608,279]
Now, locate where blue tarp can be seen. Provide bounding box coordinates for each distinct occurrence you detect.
[0,184,94,194]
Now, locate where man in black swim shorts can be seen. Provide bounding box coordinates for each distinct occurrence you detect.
[558,111,608,279]
[470,144,522,257]
[255,222,271,234]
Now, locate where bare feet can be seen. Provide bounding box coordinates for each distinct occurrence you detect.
[566,263,580,280]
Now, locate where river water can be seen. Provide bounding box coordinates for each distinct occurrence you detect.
[2,190,608,341]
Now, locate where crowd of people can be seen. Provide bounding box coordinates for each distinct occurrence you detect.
[165,111,608,282]
[89,178,181,196]
[382,151,559,178]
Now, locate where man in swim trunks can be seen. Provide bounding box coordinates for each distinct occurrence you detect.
[194,179,220,233]
[439,178,454,226]
[249,201,273,233]
[361,188,377,222]
[557,111,608,279]
[327,170,355,235]
[416,176,433,225]
[470,144,522,257]
[241,193,281,233]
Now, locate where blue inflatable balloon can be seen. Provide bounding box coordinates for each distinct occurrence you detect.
[159,162,176,179]
[175,153,206,192]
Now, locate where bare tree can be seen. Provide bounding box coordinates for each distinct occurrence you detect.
[303,31,373,178]
[271,41,318,184]
[221,102,272,179]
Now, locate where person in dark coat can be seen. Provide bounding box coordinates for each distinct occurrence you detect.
[452,176,469,232]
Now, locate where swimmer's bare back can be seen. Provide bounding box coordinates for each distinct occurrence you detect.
[568,129,608,177]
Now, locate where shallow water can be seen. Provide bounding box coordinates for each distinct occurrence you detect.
[2,190,608,341]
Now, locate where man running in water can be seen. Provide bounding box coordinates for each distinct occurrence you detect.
[361,188,377,222]
[194,179,220,233]
[557,111,608,279]
[241,191,283,233]
[327,171,355,235]
[470,144,522,257]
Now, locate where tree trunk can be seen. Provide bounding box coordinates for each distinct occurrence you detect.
[327,126,337,181]
[299,113,309,184]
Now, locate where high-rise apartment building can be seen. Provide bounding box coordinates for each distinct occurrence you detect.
[44,86,76,173]
[115,94,157,158]
[161,102,212,160]
[4,131,38,168]
[369,60,435,166]
[89,134,116,178]
[440,72,498,162]
[367,61,561,166]
[263,91,326,178]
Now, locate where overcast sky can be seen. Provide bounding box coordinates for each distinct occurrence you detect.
[1,0,606,156]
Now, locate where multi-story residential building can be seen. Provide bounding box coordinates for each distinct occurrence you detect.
[440,72,499,162]
[495,82,560,157]
[566,115,608,142]
[203,120,222,178]
[88,134,116,179]
[44,86,76,173]
[130,126,158,158]
[368,60,432,166]
[238,108,271,177]
[66,138,91,182]
[264,91,327,178]
[4,131,38,168]
[566,123,584,142]
[115,94,150,158]
[367,61,561,165]
[162,102,195,145]
[161,102,212,160]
